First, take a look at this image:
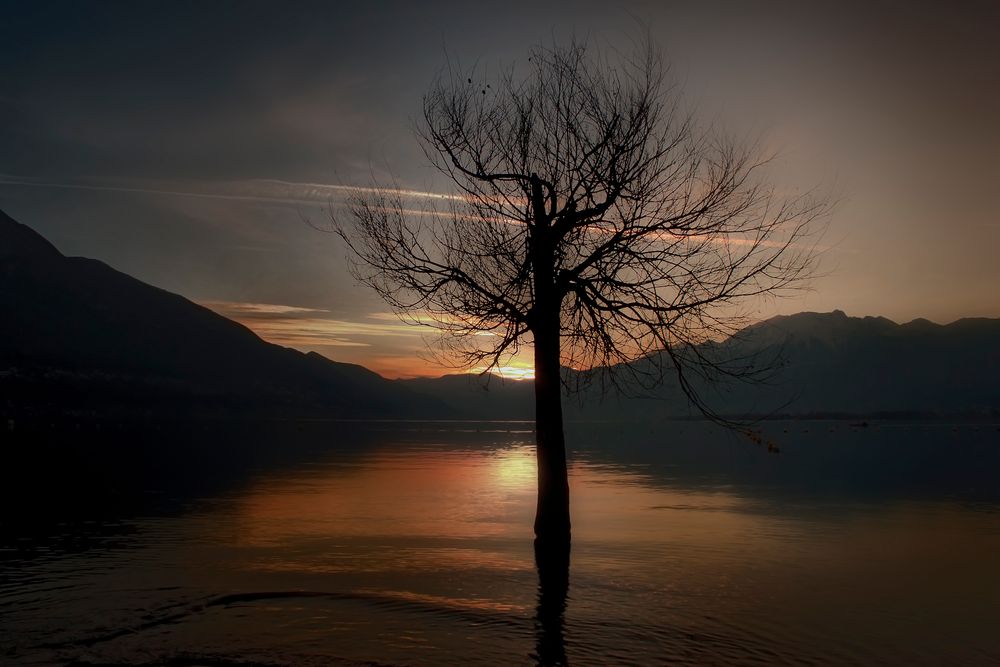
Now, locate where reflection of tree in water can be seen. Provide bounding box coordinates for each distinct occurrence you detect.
[533,540,570,666]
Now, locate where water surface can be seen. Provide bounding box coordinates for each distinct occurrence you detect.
[2,420,999,665]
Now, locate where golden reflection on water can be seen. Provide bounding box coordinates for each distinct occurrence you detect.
[231,446,549,579]
[235,446,542,546]
[232,441,812,561]
[356,588,530,614]
[229,440,1000,656]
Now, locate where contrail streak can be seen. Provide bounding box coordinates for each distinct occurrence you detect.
[0,176,465,205]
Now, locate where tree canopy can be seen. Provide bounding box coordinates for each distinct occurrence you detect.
[337,39,827,404]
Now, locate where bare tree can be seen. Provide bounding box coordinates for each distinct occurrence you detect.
[335,38,828,546]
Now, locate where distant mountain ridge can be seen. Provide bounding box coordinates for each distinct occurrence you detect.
[707,309,1000,417]
[0,210,445,418]
[2,210,997,420]
[411,309,1000,420]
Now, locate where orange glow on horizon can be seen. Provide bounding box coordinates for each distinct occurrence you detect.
[200,300,541,380]
[470,365,535,381]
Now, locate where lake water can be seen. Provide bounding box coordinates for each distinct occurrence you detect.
[2,420,999,666]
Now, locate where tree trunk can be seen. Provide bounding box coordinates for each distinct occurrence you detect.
[533,316,571,544]
[529,174,570,546]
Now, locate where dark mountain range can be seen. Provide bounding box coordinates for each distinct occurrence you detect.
[401,373,536,420]
[0,210,445,419]
[401,310,1000,420]
[2,210,997,421]
[719,310,1000,416]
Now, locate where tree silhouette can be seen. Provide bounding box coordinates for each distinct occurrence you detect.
[335,38,828,546]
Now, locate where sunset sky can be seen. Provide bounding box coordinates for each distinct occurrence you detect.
[3,1,999,378]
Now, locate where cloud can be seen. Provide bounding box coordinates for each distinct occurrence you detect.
[203,301,329,316]
[202,301,433,350]
[199,300,508,378]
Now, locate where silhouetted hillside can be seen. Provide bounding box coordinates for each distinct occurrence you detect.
[0,210,444,419]
[720,310,1000,416]
[3,211,997,422]
[404,310,1000,420]
[401,373,535,420]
